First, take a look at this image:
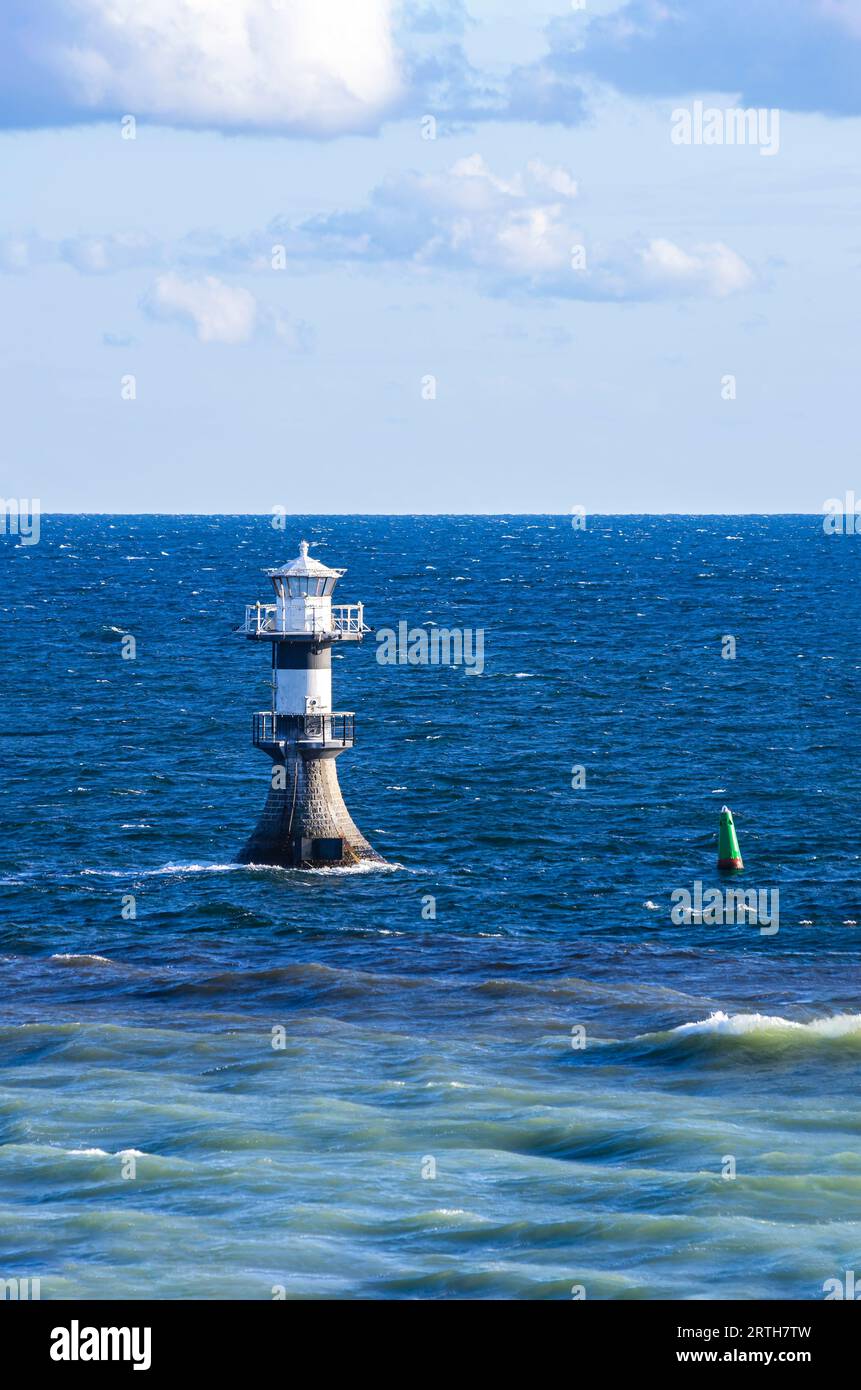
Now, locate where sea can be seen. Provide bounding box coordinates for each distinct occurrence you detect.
[1,513,859,1300]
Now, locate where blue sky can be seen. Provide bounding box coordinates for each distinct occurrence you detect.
[1,0,860,512]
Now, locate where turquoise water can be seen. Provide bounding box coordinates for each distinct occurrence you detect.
[1,515,860,1299]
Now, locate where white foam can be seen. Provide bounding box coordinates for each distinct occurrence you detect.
[50,953,113,965]
[80,862,240,878]
[670,1010,861,1039]
[150,862,238,875]
[81,858,410,880]
[290,860,405,876]
[67,1147,149,1158]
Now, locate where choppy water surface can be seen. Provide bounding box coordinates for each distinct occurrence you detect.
[1,515,860,1298]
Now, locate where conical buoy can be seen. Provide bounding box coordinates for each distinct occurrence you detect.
[717,805,743,870]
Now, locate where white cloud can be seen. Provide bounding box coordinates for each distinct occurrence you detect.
[0,236,43,273]
[425,157,577,274]
[2,0,402,134]
[60,233,161,274]
[0,230,160,275]
[143,274,258,344]
[526,160,578,200]
[141,271,314,349]
[640,239,755,298]
[286,155,584,278]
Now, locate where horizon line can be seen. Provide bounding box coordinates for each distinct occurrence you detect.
[14,510,837,519]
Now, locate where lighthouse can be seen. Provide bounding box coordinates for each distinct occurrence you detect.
[236,540,384,868]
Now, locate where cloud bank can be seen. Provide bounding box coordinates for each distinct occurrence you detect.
[0,157,756,305]
[524,0,861,118]
[282,155,756,301]
[0,0,859,134]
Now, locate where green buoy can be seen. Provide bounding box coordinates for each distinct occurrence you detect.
[717,805,743,870]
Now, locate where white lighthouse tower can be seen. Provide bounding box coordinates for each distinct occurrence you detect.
[236,540,384,868]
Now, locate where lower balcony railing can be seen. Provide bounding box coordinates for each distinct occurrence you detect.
[252,710,355,747]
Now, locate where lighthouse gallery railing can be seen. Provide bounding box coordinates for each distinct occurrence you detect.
[252,711,355,747]
[241,603,366,637]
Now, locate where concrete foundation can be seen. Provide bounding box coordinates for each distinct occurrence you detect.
[238,750,384,869]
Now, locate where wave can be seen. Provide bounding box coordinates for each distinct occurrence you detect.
[147,958,424,999]
[66,1147,149,1158]
[79,862,243,878]
[50,953,114,966]
[670,1010,861,1040]
[631,1010,861,1057]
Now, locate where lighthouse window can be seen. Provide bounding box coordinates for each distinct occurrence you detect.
[283,575,332,597]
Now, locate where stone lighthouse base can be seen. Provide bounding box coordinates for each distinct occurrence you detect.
[237,752,385,869]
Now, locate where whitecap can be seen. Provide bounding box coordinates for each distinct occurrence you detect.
[66,1147,149,1158]
[80,862,239,878]
[50,953,113,965]
[670,1010,861,1039]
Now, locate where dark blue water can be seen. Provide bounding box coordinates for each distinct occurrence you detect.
[1,515,860,1298]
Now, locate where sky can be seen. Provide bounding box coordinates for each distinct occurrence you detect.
[1,0,860,513]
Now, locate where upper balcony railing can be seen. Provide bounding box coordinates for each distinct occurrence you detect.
[239,602,367,639]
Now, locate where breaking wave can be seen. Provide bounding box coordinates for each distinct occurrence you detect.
[670,1010,861,1039]
[633,1011,861,1056]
